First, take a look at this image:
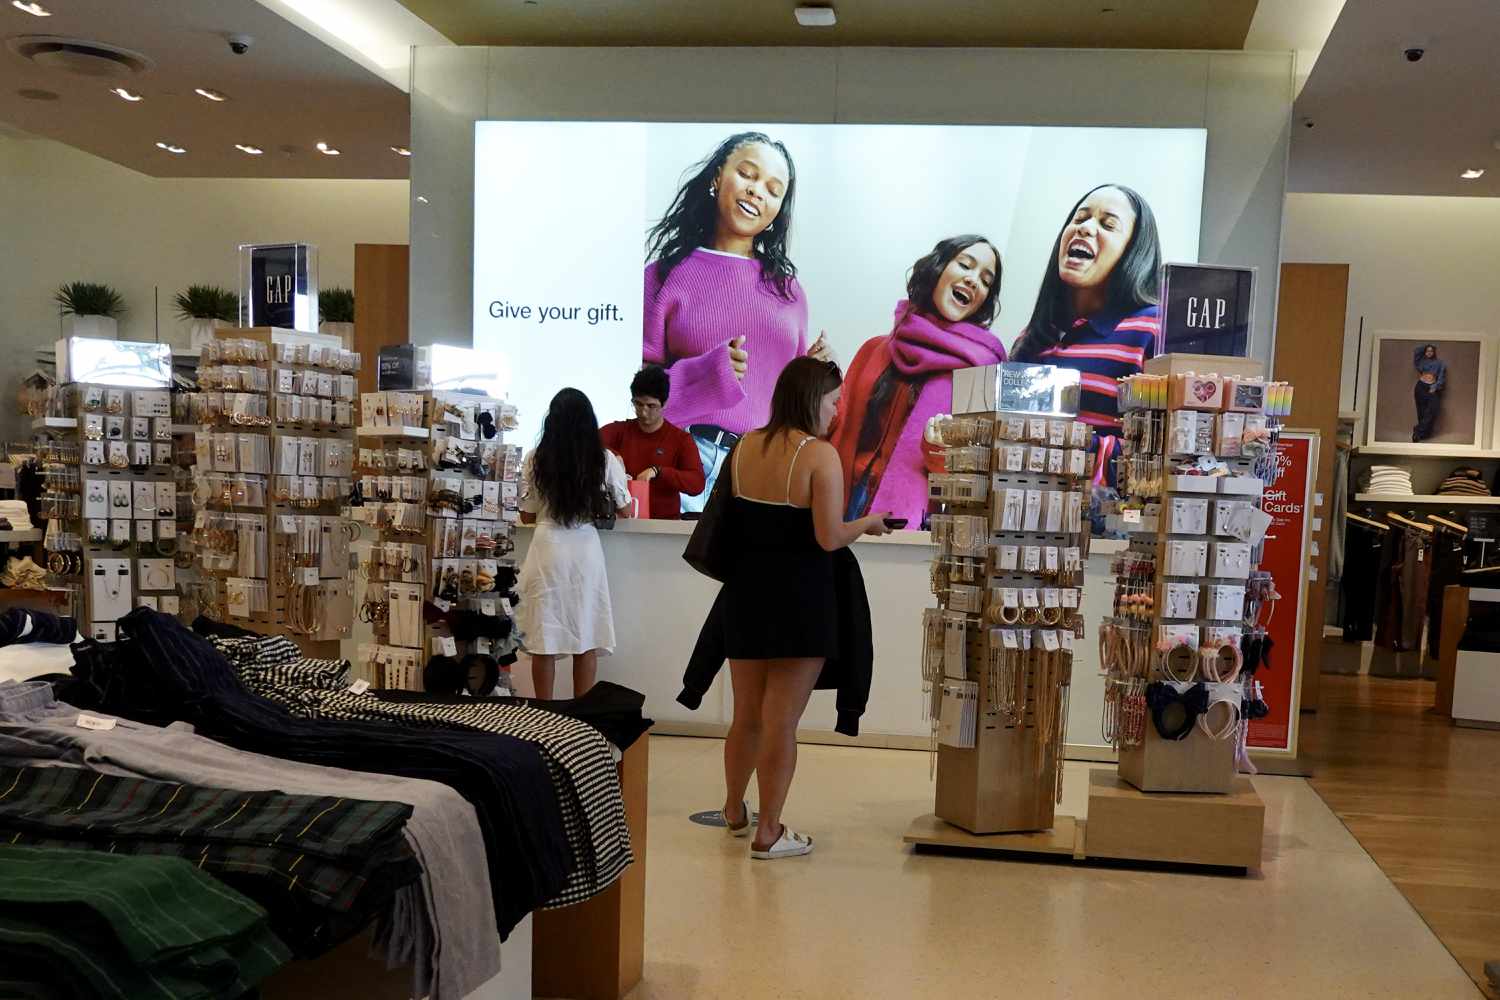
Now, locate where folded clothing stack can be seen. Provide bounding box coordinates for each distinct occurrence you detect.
[1366,465,1414,496]
[0,500,32,532]
[0,844,290,999]
[1438,466,1491,497]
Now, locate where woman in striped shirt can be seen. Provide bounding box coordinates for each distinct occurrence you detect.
[1010,184,1164,504]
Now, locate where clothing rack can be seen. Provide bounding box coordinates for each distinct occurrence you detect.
[1386,512,1432,533]
[1345,511,1388,531]
[1427,513,1467,535]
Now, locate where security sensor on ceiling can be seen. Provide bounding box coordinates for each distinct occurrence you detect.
[794,5,836,27]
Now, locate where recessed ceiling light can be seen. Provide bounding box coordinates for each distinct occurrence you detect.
[793,5,835,27]
[194,87,228,102]
[154,141,186,155]
[11,2,51,16]
[390,145,411,156]
[235,144,264,155]
[1461,168,1485,180]
[109,88,143,102]
[315,141,340,156]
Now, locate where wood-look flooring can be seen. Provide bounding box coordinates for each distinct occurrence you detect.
[1306,671,1500,997]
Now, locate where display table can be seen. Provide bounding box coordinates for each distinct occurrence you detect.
[513,520,1126,753]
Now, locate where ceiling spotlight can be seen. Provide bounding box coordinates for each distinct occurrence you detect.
[793,5,836,27]
[315,141,340,155]
[11,2,51,16]
[235,144,264,155]
[109,88,143,102]
[154,141,186,155]
[194,87,228,102]
[390,145,411,156]
[1461,168,1485,180]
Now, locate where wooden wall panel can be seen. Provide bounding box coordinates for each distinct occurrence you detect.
[353,244,410,396]
[1273,263,1350,714]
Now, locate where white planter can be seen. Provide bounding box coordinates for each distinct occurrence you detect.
[188,318,221,350]
[320,321,354,347]
[61,314,118,340]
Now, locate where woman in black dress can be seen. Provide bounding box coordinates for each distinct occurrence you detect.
[720,357,892,858]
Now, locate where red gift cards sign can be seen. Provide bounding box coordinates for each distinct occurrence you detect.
[1248,432,1314,751]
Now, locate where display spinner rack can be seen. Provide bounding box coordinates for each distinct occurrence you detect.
[919,363,1090,835]
[35,382,181,638]
[905,357,1286,873]
[352,384,523,692]
[1106,355,1290,795]
[188,327,358,655]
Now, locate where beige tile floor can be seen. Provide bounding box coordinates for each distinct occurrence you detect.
[630,735,1482,1000]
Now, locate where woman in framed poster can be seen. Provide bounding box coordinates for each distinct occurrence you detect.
[1366,334,1487,452]
[1411,343,1447,442]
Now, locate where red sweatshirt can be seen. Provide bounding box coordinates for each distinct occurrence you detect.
[599,419,705,519]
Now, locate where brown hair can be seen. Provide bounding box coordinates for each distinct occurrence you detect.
[760,356,842,451]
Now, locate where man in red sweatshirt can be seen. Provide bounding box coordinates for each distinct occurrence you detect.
[600,365,706,519]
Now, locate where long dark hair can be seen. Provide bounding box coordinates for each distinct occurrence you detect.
[761,357,842,451]
[532,388,605,528]
[645,131,799,301]
[906,235,1002,328]
[1012,184,1161,361]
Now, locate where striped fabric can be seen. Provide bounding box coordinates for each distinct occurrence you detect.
[0,763,417,953]
[210,634,632,909]
[1034,305,1160,432]
[0,844,290,1000]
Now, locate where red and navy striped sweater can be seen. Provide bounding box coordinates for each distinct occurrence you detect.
[1030,304,1160,433]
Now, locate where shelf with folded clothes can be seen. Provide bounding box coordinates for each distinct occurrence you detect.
[1354,493,1500,505]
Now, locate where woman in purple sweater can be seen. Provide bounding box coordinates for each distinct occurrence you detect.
[644,131,826,511]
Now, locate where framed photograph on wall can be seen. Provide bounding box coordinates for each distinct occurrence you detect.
[1364,332,1491,454]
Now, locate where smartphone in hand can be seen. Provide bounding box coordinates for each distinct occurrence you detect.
[883,517,908,530]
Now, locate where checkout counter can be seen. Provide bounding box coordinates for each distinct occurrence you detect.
[513,520,1125,757]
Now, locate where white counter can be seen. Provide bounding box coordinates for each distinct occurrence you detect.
[511,518,1120,756]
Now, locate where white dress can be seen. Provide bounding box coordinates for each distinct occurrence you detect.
[515,450,630,656]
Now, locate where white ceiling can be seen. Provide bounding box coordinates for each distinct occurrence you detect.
[1291,0,1500,196]
[0,0,412,178]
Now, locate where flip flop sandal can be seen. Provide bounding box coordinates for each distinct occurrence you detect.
[724,801,753,839]
[751,825,813,860]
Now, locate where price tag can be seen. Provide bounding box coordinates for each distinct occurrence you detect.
[1122,508,1143,525]
[479,599,498,616]
[1000,629,1019,649]
[440,635,458,656]
[76,714,117,732]
[432,597,452,612]
[1022,588,1040,608]
[278,515,297,534]
[1001,587,1019,608]
[299,567,320,586]
[1061,588,1080,609]
[1041,630,1060,652]
[1043,587,1060,608]
[348,679,370,695]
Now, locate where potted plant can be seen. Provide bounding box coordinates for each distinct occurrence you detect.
[173,284,237,349]
[55,282,125,339]
[319,286,354,347]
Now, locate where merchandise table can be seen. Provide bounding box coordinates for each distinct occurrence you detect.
[512,519,1126,755]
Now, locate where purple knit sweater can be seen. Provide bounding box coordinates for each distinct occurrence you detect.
[643,249,808,435]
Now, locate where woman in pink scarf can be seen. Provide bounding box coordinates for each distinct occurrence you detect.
[829,236,1006,525]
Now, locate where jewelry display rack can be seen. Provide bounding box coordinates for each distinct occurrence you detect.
[920,363,1089,835]
[352,371,523,692]
[187,327,358,654]
[1104,356,1294,793]
[35,377,182,639]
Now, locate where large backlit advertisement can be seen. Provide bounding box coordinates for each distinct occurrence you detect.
[475,122,1205,519]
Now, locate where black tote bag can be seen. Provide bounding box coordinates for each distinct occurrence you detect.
[682,446,736,582]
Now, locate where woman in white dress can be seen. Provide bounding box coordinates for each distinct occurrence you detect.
[518,387,633,699]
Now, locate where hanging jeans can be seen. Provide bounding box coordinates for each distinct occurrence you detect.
[1398,529,1432,652]
[1373,528,1404,649]
[1341,523,1386,641]
[1426,530,1467,657]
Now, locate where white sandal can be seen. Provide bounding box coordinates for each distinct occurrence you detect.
[724,801,753,839]
[751,824,813,860]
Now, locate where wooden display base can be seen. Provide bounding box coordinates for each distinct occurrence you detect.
[532,734,648,1000]
[906,770,1264,873]
[1117,721,1236,794]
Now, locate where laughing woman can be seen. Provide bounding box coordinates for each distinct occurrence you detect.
[830,236,1006,524]
[1009,184,1163,493]
[643,131,826,512]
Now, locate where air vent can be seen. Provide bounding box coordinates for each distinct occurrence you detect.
[7,35,154,79]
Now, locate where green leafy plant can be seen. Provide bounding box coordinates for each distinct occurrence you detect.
[319,286,354,324]
[173,284,237,322]
[54,281,125,318]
